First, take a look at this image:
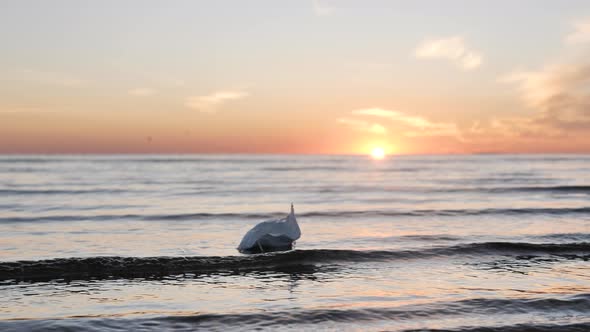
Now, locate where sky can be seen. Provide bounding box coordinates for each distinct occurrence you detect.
[2,0,590,155]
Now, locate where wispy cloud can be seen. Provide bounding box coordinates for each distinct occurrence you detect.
[185,91,249,113]
[480,22,590,143]
[501,61,590,133]
[312,0,334,16]
[415,36,483,70]
[128,88,155,97]
[351,107,459,137]
[337,118,387,135]
[565,18,590,44]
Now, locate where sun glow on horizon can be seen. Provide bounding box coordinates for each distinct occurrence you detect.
[371,147,386,159]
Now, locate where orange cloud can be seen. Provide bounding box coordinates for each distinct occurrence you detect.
[185,91,249,113]
[501,61,590,134]
[415,36,483,70]
[565,18,590,44]
[337,117,387,135]
[350,107,460,138]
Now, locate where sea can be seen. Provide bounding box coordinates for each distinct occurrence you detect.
[0,154,589,331]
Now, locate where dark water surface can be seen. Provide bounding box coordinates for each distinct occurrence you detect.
[0,154,589,331]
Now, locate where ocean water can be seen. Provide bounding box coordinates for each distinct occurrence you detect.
[0,154,589,331]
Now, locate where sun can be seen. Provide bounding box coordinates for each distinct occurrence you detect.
[370,147,386,160]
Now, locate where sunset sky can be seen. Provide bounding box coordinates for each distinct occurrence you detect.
[2,0,590,154]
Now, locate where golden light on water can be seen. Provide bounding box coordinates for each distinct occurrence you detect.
[371,147,386,160]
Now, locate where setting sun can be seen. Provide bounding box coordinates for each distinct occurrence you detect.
[371,147,386,159]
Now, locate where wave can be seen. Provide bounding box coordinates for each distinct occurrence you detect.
[138,296,590,326]
[0,188,131,195]
[1,187,588,199]
[0,212,278,223]
[403,323,590,332]
[3,206,590,223]
[1,296,588,331]
[396,234,461,241]
[304,184,590,195]
[262,166,345,171]
[261,166,426,172]
[534,233,590,242]
[1,242,588,281]
[478,185,590,194]
[0,158,59,163]
[298,207,590,217]
[11,322,586,332]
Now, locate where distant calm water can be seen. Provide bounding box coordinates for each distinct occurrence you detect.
[0,154,589,331]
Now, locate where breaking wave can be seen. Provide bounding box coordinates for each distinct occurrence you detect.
[1,242,588,282]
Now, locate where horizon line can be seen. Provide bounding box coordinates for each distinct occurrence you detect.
[0,151,589,157]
